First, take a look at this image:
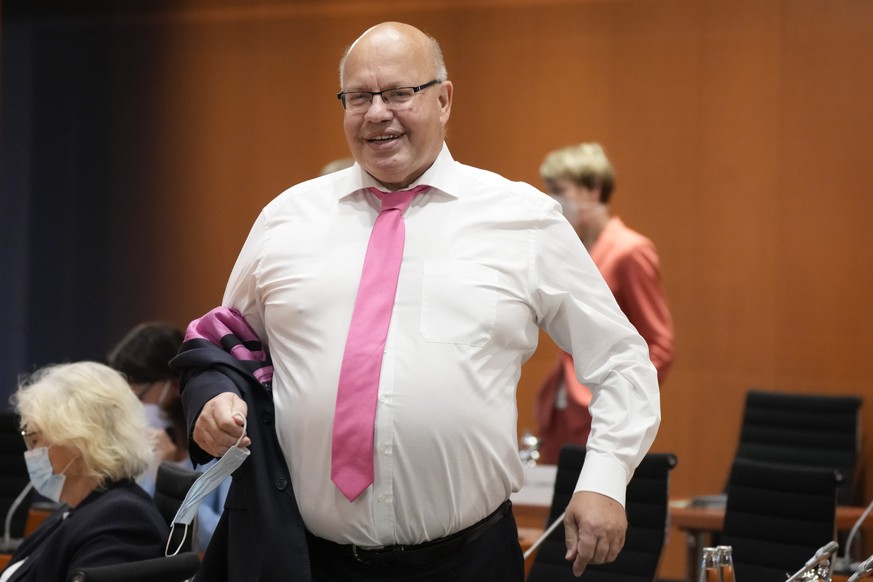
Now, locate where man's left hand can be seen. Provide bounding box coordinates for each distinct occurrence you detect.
[562,490,627,576]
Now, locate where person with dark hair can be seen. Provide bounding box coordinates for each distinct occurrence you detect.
[107,321,228,553]
[107,322,187,470]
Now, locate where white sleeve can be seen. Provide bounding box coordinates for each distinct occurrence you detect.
[222,209,269,347]
[531,202,661,506]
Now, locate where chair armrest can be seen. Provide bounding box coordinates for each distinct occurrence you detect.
[68,552,200,582]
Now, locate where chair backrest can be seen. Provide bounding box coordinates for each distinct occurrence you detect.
[153,461,201,554]
[720,457,840,581]
[734,389,862,505]
[526,446,677,582]
[0,409,32,541]
[68,551,201,582]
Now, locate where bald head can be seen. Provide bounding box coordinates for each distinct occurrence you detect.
[339,22,447,88]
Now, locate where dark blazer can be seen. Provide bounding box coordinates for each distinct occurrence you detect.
[1,480,167,581]
[170,306,310,582]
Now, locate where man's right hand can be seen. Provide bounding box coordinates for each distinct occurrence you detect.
[193,392,251,457]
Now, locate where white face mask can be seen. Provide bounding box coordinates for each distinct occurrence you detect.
[139,380,173,430]
[166,412,250,556]
[143,403,171,430]
[24,447,73,503]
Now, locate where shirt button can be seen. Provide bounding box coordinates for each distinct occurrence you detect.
[275,478,288,491]
[378,495,385,503]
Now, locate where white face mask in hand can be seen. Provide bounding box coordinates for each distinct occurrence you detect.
[24,447,74,503]
[166,412,250,556]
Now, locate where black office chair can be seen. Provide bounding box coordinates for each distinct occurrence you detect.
[0,409,32,544]
[526,446,677,582]
[720,457,840,581]
[733,389,862,505]
[67,551,201,582]
[153,461,202,554]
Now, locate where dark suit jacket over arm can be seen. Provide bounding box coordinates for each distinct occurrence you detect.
[170,307,310,582]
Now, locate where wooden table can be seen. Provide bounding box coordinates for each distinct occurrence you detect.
[669,499,870,532]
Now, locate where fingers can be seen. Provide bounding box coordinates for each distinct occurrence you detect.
[603,531,624,562]
[563,515,600,577]
[563,491,628,577]
[569,531,622,576]
[562,512,582,572]
[193,393,251,457]
[228,410,249,446]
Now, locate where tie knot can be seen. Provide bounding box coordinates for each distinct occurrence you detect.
[369,185,430,213]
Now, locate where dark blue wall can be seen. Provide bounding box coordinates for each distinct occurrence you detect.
[1,3,114,406]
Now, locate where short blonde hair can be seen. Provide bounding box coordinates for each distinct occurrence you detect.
[540,142,616,203]
[12,361,154,483]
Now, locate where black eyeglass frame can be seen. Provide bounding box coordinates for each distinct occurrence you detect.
[336,79,442,111]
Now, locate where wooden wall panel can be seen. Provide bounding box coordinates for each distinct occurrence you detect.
[97,1,873,577]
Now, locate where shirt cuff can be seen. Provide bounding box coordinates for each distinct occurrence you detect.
[573,452,628,507]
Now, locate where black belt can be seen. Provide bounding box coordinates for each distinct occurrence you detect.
[308,500,512,568]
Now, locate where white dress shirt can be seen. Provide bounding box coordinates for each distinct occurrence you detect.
[223,145,660,546]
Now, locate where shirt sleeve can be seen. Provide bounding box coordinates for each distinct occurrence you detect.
[222,209,269,345]
[531,202,661,507]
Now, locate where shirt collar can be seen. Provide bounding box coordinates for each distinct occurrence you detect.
[339,143,460,201]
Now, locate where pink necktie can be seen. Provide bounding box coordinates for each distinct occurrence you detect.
[331,185,429,501]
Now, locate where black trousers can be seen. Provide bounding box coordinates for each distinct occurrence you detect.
[308,507,525,582]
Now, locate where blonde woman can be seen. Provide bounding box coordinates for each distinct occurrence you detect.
[535,142,674,464]
[1,362,168,582]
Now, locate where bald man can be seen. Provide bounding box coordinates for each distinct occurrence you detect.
[180,22,660,581]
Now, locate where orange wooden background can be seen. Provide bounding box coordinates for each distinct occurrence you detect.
[97,1,873,577]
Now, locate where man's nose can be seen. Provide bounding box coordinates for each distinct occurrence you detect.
[364,94,393,120]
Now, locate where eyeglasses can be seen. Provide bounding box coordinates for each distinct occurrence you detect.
[337,79,441,112]
[21,429,41,451]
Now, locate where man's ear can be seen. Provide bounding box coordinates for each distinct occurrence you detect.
[439,80,453,123]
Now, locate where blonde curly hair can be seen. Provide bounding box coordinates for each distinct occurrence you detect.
[13,361,154,484]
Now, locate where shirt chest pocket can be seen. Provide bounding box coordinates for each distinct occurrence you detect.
[420,260,498,346]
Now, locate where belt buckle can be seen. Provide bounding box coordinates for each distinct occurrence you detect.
[351,544,402,566]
